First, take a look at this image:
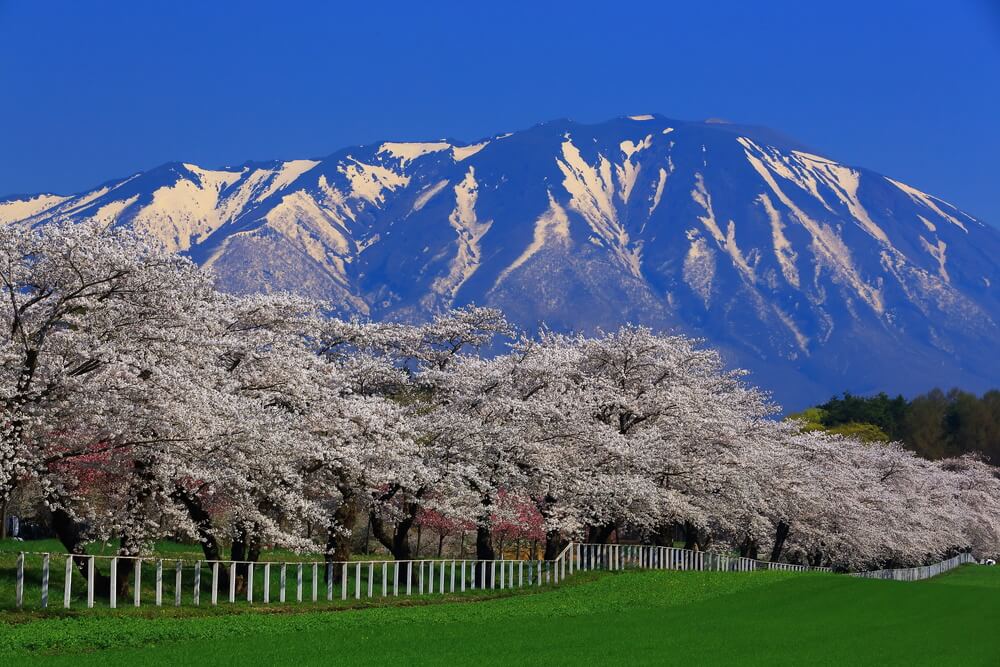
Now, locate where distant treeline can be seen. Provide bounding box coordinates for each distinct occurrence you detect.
[789,389,1000,463]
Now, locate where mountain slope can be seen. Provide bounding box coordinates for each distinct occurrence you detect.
[3,114,998,409]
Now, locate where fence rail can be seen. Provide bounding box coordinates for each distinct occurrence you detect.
[7,543,977,611]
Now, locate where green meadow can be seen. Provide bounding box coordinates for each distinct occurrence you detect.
[2,564,996,665]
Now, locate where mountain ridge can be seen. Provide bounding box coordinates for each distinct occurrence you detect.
[3,114,997,409]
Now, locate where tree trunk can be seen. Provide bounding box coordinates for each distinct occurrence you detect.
[0,495,8,540]
[543,529,564,560]
[171,486,225,562]
[50,507,115,599]
[370,500,417,561]
[739,535,759,559]
[230,524,262,594]
[475,523,495,587]
[683,521,700,551]
[650,524,673,547]
[587,523,616,544]
[324,489,359,585]
[770,521,791,562]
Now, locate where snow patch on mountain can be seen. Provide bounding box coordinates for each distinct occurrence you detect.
[257,160,320,201]
[496,192,571,285]
[919,235,950,283]
[338,159,409,206]
[431,167,492,302]
[648,167,668,218]
[758,193,800,288]
[412,179,450,212]
[683,229,715,306]
[0,193,69,224]
[453,142,489,161]
[556,137,641,277]
[887,178,970,233]
[692,174,755,282]
[378,141,451,166]
[739,138,884,314]
[790,152,889,244]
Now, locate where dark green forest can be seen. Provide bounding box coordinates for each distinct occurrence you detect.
[788,389,1000,463]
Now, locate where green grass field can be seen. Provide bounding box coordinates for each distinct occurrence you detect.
[1,564,997,665]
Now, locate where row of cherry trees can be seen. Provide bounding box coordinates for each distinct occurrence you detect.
[2,223,998,595]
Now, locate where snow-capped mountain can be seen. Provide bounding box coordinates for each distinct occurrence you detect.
[4,114,998,409]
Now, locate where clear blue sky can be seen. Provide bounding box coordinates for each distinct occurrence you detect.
[1,1,998,224]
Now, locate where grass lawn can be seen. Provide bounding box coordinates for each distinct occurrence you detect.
[1,564,997,665]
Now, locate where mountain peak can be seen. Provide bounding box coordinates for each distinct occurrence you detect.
[2,115,996,409]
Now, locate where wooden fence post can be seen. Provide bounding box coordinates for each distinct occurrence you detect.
[176,560,183,607]
[109,557,117,609]
[42,553,50,609]
[87,556,95,608]
[15,552,24,609]
[341,563,347,601]
[63,555,72,609]
[135,559,142,607]
[156,559,163,606]
[194,561,201,606]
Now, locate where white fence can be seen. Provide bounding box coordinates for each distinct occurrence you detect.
[559,543,832,576]
[850,552,976,581]
[8,542,976,611]
[10,552,559,611]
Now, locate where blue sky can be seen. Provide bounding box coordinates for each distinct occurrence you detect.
[1,1,998,224]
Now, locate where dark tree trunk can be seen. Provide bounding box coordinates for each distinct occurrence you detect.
[171,486,225,562]
[683,521,700,551]
[587,523,616,544]
[543,529,564,560]
[535,493,562,559]
[50,507,116,599]
[370,499,417,560]
[0,495,8,540]
[739,535,759,559]
[770,521,791,562]
[230,524,262,594]
[324,489,359,585]
[475,524,495,588]
[650,524,673,547]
